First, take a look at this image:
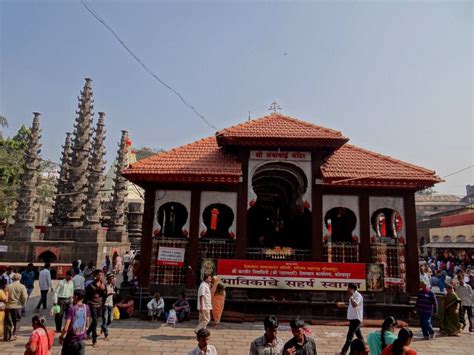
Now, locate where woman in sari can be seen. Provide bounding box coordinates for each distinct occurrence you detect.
[0,279,8,340]
[439,284,461,336]
[211,277,226,327]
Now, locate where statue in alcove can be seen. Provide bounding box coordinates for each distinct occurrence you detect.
[155,202,188,238]
[200,203,234,239]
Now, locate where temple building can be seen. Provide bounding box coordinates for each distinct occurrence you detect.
[124,113,441,312]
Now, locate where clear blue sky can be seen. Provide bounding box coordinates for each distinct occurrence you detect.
[1,0,472,195]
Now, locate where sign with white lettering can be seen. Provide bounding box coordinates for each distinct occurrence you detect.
[218,259,367,291]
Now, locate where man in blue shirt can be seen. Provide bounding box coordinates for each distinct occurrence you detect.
[20,263,35,317]
[415,280,438,340]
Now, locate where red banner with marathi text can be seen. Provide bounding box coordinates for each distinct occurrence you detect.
[217,259,367,291]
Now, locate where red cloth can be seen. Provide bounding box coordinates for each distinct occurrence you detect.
[381,344,417,355]
[26,328,55,355]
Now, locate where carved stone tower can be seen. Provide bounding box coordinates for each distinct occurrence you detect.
[63,78,94,227]
[7,112,42,240]
[51,132,72,226]
[83,112,106,229]
[107,130,129,242]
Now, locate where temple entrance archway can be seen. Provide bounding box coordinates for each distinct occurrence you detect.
[248,162,311,249]
[38,250,57,263]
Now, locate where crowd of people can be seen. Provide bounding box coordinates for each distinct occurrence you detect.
[418,254,473,336]
[0,250,142,354]
[0,251,471,354]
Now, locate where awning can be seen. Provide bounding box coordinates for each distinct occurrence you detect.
[422,242,474,249]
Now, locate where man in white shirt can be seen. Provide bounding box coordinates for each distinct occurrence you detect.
[194,274,212,333]
[419,266,431,289]
[123,251,132,272]
[35,262,53,312]
[456,274,473,332]
[340,283,364,355]
[147,292,165,321]
[188,328,218,355]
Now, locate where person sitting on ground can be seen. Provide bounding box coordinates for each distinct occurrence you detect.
[381,328,416,355]
[147,292,165,322]
[173,291,191,322]
[249,314,284,355]
[115,296,134,319]
[349,338,369,355]
[283,316,317,355]
[25,314,55,355]
[188,328,217,355]
[367,316,398,355]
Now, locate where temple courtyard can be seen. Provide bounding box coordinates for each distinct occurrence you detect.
[1,281,472,354]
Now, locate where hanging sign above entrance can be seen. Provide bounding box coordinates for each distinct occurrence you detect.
[217,259,369,291]
[250,150,311,161]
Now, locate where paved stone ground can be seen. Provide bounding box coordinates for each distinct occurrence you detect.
[1,280,472,354]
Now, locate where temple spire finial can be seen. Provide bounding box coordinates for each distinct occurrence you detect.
[268,101,282,113]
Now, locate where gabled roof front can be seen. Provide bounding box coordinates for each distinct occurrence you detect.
[124,113,441,188]
[216,113,348,149]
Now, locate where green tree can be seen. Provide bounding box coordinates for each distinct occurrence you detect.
[134,146,163,161]
[0,125,32,222]
[416,188,437,195]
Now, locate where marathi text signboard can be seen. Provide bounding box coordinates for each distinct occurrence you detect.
[156,247,186,267]
[250,150,311,161]
[217,259,367,291]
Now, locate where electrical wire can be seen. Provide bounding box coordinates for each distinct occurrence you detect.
[442,165,474,179]
[80,0,218,131]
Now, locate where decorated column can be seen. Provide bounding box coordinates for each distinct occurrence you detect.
[63,78,94,227]
[107,130,129,242]
[51,132,72,226]
[83,112,106,229]
[7,112,42,240]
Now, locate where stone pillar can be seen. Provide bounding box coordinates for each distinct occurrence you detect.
[83,112,106,229]
[63,78,94,227]
[7,112,42,241]
[51,132,72,226]
[127,201,143,250]
[107,130,129,242]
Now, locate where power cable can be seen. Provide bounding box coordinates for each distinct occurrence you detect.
[80,0,218,131]
[442,165,474,179]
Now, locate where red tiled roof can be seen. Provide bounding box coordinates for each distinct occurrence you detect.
[216,113,348,148]
[124,115,441,188]
[123,136,241,184]
[321,144,442,188]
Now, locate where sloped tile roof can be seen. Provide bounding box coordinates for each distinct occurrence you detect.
[123,136,241,184]
[321,144,442,187]
[124,115,441,188]
[216,113,348,148]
